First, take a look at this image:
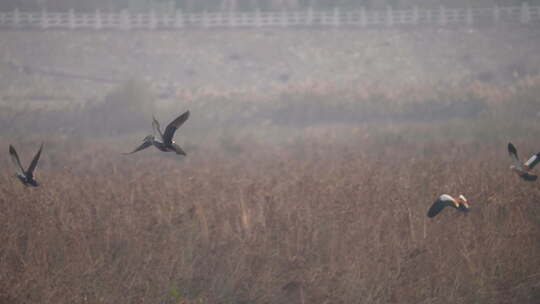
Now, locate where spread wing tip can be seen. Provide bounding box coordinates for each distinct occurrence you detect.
[522,174,538,181]
[508,142,517,155]
[427,200,445,218]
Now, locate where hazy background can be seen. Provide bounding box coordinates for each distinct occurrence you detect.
[1,1,540,303]
[5,0,540,12]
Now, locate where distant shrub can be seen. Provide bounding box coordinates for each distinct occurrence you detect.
[82,79,156,136]
[490,76,540,121]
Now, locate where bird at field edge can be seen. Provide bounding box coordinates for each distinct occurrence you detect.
[427,194,470,218]
[125,110,190,156]
[9,143,43,187]
[507,142,540,181]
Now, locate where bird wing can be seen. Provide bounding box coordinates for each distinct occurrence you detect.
[124,141,153,154]
[26,143,43,176]
[524,153,540,170]
[152,116,164,141]
[427,196,455,218]
[170,143,186,156]
[9,145,25,176]
[521,172,538,182]
[508,143,521,167]
[163,110,190,145]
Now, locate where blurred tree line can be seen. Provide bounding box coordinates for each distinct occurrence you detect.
[2,0,539,11]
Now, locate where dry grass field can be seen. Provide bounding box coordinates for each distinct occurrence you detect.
[2,26,540,303]
[1,71,540,304]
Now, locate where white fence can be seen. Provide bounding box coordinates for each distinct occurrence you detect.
[0,3,539,30]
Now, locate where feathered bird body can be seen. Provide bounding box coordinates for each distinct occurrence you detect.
[508,143,540,181]
[9,144,43,187]
[427,194,470,218]
[125,111,190,155]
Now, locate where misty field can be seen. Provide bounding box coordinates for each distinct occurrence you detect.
[1,28,540,303]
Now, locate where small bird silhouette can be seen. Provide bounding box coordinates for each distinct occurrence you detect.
[125,111,190,155]
[427,194,470,218]
[9,143,43,187]
[508,142,540,181]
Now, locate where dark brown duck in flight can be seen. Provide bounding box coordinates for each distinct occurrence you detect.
[9,143,43,187]
[126,110,190,155]
[508,142,540,181]
[427,194,470,218]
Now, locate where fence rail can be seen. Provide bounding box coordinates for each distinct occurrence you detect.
[0,3,539,30]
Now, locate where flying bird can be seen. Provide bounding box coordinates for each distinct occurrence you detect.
[9,143,43,187]
[125,110,190,155]
[508,142,540,181]
[427,194,470,218]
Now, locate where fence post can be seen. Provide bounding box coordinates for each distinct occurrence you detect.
[306,7,313,25]
[68,9,75,29]
[174,9,183,28]
[40,8,48,29]
[466,7,473,25]
[13,8,20,28]
[332,7,339,26]
[94,9,102,29]
[439,6,447,25]
[386,6,393,26]
[521,2,530,24]
[229,10,236,28]
[202,10,209,28]
[243,11,249,26]
[360,7,366,27]
[149,9,156,29]
[121,9,130,30]
[345,10,353,25]
[136,13,142,29]
[492,5,500,23]
[255,9,262,27]
[110,12,116,28]
[281,10,288,27]
[413,7,419,24]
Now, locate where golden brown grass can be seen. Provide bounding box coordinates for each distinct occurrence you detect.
[1,134,539,304]
[2,75,540,303]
